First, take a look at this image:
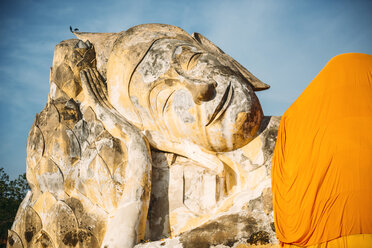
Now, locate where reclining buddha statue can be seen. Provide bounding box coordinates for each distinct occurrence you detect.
[8,24,280,248]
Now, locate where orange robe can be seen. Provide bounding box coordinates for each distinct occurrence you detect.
[272,53,372,247]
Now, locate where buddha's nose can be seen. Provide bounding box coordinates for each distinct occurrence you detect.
[185,80,217,104]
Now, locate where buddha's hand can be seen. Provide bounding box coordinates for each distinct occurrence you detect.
[80,67,112,111]
[80,67,135,142]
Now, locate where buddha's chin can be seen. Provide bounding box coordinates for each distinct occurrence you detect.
[202,132,255,153]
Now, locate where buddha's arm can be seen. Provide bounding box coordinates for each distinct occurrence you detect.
[80,67,152,247]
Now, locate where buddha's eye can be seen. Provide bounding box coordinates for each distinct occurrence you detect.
[186,53,202,70]
[176,46,202,71]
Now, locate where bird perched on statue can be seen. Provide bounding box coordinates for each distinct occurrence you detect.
[70,26,79,33]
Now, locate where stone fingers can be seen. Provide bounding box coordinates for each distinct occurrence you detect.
[85,68,108,109]
[80,68,108,110]
[91,68,113,109]
[80,69,98,108]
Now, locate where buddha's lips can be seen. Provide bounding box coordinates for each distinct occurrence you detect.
[205,82,233,126]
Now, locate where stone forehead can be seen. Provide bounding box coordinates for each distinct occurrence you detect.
[108,23,269,94]
[121,24,191,42]
[136,39,203,85]
[107,25,197,93]
[114,24,195,54]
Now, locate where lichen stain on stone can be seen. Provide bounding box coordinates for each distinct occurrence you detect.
[8,236,15,246]
[138,45,171,84]
[172,89,195,123]
[62,230,79,246]
[179,214,258,248]
[35,231,54,248]
[24,230,34,243]
[247,231,271,245]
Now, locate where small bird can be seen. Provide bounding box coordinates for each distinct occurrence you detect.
[69,26,79,33]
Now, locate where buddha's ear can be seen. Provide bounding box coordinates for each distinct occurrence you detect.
[192,32,270,91]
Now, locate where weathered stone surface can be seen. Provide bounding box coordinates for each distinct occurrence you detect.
[140,116,280,248]
[10,24,279,248]
[7,230,23,248]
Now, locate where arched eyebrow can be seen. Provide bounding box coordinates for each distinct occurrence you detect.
[174,44,203,72]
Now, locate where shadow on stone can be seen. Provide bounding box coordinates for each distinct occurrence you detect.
[146,151,171,241]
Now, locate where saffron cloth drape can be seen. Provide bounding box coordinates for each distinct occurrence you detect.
[272,53,372,247]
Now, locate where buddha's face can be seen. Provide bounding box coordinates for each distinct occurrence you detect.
[125,38,263,152]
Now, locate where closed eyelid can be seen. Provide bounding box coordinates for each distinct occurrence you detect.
[187,52,202,70]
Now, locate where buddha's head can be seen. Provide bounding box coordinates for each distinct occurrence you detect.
[105,24,269,152]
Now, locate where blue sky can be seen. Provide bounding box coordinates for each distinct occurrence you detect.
[0,0,371,178]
